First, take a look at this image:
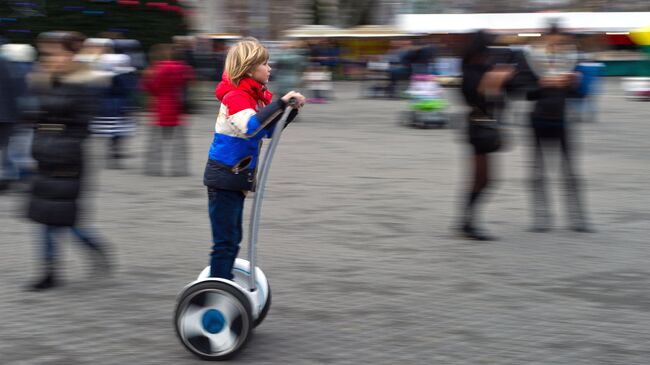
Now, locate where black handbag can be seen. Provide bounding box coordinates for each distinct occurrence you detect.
[468,109,503,154]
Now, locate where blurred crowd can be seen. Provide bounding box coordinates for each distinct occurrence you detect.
[0,30,199,289]
[0,20,618,288]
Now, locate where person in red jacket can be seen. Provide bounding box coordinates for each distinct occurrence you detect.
[142,44,194,176]
[203,38,305,279]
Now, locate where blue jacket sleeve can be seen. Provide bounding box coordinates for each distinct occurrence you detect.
[247,99,298,139]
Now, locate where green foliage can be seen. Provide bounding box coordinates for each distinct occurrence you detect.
[0,1,188,51]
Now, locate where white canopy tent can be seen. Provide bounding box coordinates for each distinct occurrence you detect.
[397,12,650,34]
[284,25,343,38]
[334,25,416,38]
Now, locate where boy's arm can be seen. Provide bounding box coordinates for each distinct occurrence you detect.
[262,107,298,137]
[225,94,289,140]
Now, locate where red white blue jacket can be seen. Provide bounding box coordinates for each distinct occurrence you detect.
[204,74,295,191]
[210,75,283,167]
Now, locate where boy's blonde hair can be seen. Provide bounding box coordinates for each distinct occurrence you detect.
[224,37,269,86]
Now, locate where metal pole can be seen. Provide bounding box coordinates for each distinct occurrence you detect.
[248,105,295,291]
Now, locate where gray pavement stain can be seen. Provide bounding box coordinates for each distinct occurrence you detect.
[539,271,650,311]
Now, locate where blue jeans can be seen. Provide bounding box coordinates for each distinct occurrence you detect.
[43,225,100,262]
[208,188,245,279]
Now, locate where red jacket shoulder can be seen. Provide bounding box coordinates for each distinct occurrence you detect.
[222,90,255,115]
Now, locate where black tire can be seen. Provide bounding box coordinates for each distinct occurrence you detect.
[397,112,408,127]
[253,282,271,328]
[410,110,418,125]
[174,281,252,361]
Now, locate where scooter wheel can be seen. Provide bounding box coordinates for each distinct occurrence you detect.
[175,281,252,361]
[253,282,271,328]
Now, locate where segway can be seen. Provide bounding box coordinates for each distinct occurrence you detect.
[174,100,297,360]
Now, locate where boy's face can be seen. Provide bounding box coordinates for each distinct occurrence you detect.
[251,60,271,85]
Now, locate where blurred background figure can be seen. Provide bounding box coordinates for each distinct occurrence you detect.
[173,35,197,70]
[458,31,515,241]
[305,39,335,102]
[386,39,413,98]
[0,37,20,192]
[271,40,307,97]
[75,37,115,68]
[362,53,391,98]
[26,31,111,290]
[173,36,199,114]
[114,39,147,71]
[320,40,341,75]
[409,37,437,75]
[0,42,37,189]
[90,53,139,169]
[193,37,216,98]
[141,43,194,177]
[573,54,604,123]
[303,62,332,103]
[525,23,593,233]
[193,38,228,100]
[210,40,228,84]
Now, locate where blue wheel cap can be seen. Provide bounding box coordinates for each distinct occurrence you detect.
[202,309,226,334]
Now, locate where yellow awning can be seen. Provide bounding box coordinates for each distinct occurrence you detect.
[630,27,650,46]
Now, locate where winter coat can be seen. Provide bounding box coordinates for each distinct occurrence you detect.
[141,60,193,126]
[27,69,103,226]
[203,74,296,191]
[0,55,18,124]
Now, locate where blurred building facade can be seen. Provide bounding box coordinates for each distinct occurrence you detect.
[184,0,650,39]
[184,0,309,38]
[184,0,405,38]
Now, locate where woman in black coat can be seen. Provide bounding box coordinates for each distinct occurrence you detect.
[27,32,110,290]
[458,31,515,240]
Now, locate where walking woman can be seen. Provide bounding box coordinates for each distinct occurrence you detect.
[458,31,515,241]
[27,32,110,290]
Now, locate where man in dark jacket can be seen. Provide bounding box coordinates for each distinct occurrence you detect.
[525,25,592,232]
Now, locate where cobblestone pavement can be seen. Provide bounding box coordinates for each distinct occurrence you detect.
[1,81,650,364]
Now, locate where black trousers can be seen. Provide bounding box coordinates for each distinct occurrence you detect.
[530,124,587,228]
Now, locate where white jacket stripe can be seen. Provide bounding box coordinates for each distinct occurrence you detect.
[214,104,256,138]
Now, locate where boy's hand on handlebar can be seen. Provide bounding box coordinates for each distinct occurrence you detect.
[281,91,306,109]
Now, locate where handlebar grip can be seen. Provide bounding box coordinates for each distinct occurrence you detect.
[288,97,298,107]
